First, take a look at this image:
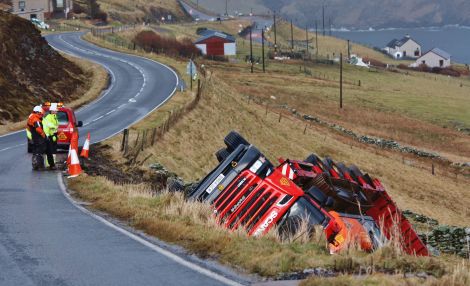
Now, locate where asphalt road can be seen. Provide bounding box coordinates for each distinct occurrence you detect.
[0,33,243,286]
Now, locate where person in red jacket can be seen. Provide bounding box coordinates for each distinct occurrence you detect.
[27,106,47,155]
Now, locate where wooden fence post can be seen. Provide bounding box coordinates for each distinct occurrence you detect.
[278,113,282,122]
[134,131,140,147]
[141,130,147,151]
[120,129,128,152]
[151,127,157,146]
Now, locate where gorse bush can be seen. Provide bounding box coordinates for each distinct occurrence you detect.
[133,30,200,58]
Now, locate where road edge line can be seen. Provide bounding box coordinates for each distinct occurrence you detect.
[57,173,244,286]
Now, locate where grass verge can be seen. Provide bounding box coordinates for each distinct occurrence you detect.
[67,174,465,279]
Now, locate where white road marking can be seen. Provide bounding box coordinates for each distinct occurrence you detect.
[92,115,104,122]
[105,109,116,115]
[0,143,26,153]
[0,130,24,139]
[57,174,243,286]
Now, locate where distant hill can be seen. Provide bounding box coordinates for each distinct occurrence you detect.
[189,0,470,28]
[81,0,191,23]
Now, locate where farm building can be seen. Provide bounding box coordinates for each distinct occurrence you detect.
[413,48,451,68]
[384,35,421,59]
[195,30,236,56]
[10,0,73,21]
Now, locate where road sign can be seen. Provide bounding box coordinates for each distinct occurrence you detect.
[186,60,197,79]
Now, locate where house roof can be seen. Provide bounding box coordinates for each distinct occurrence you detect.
[386,36,420,48]
[195,30,236,44]
[428,48,451,60]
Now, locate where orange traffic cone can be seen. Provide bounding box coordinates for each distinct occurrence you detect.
[66,144,71,165]
[67,132,79,165]
[80,133,90,159]
[68,148,82,178]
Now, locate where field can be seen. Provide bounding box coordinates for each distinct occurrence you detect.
[71,22,470,283]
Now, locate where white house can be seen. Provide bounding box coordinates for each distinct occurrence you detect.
[384,35,421,59]
[413,48,451,68]
[11,0,73,21]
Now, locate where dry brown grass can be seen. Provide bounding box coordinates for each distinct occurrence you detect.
[207,60,470,161]
[0,54,108,135]
[301,261,470,286]
[96,0,188,23]
[102,69,470,227]
[68,174,463,278]
[83,28,470,225]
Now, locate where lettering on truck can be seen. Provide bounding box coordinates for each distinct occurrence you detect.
[230,195,247,214]
[253,210,279,236]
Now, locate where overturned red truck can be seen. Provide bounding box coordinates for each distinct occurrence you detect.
[187,131,428,256]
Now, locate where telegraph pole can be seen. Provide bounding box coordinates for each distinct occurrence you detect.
[340,53,343,109]
[315,20,319,58]
[262,28,266,72]
[347,39,350,59]
[290,19,294,51]
[250,27,253,73]
[322,4,325,36]
[329,17,332,36]
[273,11,277,51]
[305,25,309,55]
[225,0,228,16]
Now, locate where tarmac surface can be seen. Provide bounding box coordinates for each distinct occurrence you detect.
[0,33,246,286]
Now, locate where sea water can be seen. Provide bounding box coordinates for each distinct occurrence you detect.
[332,26,470,64]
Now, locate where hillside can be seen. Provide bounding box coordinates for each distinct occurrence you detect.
[0,0,11,11]
[189,0,470,28]
[0,11,86,123]
[75,0,191,23]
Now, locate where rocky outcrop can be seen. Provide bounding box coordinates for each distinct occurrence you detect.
[0,11,85,123]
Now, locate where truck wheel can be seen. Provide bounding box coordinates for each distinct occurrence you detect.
[215,148,230,163]
[224,131,249,151]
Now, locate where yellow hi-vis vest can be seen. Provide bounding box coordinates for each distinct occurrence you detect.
[43,113,59,140]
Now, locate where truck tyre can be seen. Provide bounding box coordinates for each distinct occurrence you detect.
[224,131,249,151]
[215,148,230,163]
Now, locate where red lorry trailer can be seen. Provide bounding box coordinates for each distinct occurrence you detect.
[279,156,429,256]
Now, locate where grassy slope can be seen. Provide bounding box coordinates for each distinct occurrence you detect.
[95,0,189,23]
[123,71,469,226]
[83,25,469,225]
[138,19,470,160]
[71,29,470,281]
[210,61,470,160]
[69,175,465,278]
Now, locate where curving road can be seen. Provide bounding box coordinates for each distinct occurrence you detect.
[0,33,244,286]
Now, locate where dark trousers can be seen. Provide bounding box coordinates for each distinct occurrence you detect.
[45,139,56,167]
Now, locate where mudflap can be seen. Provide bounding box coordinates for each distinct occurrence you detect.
[32,154,45,170]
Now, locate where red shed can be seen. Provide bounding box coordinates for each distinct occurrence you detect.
[195,30,236,56]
